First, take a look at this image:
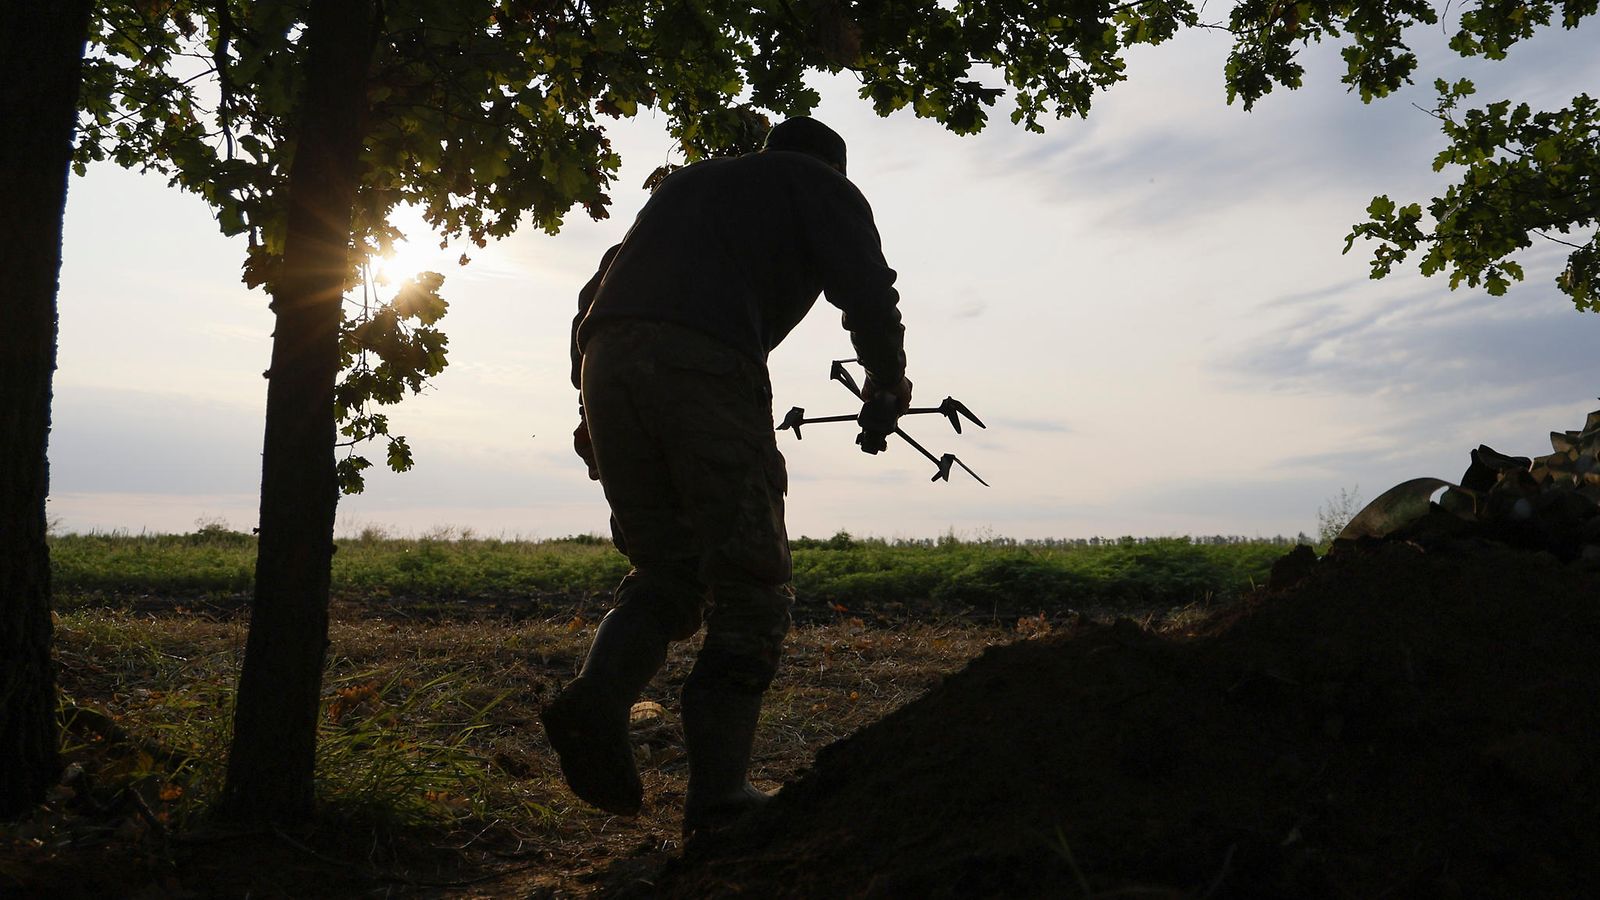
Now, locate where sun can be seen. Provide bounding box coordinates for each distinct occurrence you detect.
[372,238,450,287]
[369,206,454,287]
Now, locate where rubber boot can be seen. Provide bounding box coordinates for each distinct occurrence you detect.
[681,669,772,839]
[540,602,671,815]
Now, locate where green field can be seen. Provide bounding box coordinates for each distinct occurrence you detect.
[49,527,1301,619]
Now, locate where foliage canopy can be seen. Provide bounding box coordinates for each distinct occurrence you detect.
[1219,0,1597,306]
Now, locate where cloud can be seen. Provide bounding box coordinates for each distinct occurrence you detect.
[966,29,1600,236]
[50,387,262,494]
[1210,257,1600,510]
[1228,277,1600,405]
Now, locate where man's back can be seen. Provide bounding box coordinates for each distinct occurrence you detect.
[578,150,901,368]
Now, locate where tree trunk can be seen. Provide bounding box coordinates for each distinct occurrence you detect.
[218,0,375,825]
[0,0,91,821]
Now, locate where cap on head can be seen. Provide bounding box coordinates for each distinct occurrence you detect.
[763,116,847,175]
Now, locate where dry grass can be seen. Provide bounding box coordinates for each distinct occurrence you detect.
[9,602,1022,898]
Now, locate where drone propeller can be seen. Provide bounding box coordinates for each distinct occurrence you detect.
[934,453,990,487]
[905,396,988,434]
[830,358,863,398]
[778,406,861,439]
[777,406,808,439]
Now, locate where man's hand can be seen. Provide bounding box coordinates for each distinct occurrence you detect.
[573,419,600,480]
[862,375,913,414]
[856,375,912,454]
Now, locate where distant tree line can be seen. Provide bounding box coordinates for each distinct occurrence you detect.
[793,532,1312,550]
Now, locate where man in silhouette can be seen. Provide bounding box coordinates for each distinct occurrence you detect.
[541,116,910,837]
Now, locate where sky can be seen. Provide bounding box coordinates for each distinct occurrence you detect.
[48,22,1600,541]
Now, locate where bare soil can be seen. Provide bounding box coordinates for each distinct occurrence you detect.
[635,541,1600,899]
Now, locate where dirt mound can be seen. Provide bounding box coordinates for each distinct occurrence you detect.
[633,543,1600,898]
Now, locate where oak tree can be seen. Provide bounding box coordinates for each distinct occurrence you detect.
[0,0,92,819]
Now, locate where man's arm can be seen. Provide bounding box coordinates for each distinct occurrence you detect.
[801,176,906,390]
[571,243,622,391]
[572,244,620,481]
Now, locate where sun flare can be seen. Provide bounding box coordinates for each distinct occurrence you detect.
[372,239,450,287]
[369,206,454,288]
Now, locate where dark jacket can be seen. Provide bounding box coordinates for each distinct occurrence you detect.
[570,150,904,390]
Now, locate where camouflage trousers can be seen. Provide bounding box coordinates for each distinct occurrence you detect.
[581,319,794,687]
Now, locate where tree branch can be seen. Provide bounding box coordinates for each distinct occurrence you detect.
[1534,229,1590,250]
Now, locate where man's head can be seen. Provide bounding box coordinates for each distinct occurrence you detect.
[763,117,847,175]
